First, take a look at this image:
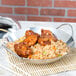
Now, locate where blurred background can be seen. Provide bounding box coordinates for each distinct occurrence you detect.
[0,0,76,22]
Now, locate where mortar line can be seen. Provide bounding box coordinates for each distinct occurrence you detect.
[1,4,76,10]
[0,14,26,16]
[25,0,27,6]
[25,0,27,21]
[25,15,27,21]
[52,0,54,8]
[65,9,68,17]
[12,7,15,15]
[38,8,41,16]
[0,5,76,11]
[52,17,54,22]
[1,13,76,18]
[0,0,1,5]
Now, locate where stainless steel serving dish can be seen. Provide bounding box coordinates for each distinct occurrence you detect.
[1,25,74,64]
[0,16,74,64]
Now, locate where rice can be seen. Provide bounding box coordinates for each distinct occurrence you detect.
[7,39,69,59]
[29,40,69,59]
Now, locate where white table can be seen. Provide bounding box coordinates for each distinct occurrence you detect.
[0,21,76,76]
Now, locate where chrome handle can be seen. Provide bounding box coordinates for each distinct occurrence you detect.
[0,16,21,30]
[56,23,73,37]
[56,23,74,47]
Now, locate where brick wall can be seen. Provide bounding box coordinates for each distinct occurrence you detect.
[0,0,76,22]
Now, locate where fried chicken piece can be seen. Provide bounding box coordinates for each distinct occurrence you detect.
[23,35,38,46]
[41,29,52,36]
[14,42,32,58]
[26,30,34,37]
[38,29,58,46]
[25,30,40,38]
[41,29,58,42]
[38,37,51,46]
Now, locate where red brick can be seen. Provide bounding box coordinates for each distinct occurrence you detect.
[15,8,38,15]
[54,0,76,8]
[27,16,52,21]
[0,15,26,21]
[40,9,65,16]
[27,0,52,7]
[0,7,12,14]
[68,10,76,17]
[2,0,25,6]
[54,18,76,22]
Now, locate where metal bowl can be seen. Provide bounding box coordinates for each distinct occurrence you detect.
[2,26,74,64]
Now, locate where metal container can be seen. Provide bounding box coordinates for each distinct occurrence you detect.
[1,24,74,64]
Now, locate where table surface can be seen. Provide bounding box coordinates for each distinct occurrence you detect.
[0,21,76,76]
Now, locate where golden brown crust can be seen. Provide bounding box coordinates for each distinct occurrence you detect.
[25,30,40,38]
[38,29,58,46]
[41,29,57,42]
[14,42,32,58]
[38,37,51,46]
[23,35,38,46]
[25,30,35,37]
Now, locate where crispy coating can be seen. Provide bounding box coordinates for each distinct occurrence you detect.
[41,29,58,42]
[25,30,40,38]
[14,31,39,57]
[26,30,35,37]
[41,29,52,37]
[14,42,32,58]
[38,37,51,46]
[38,29,58,46]
[23,35,38,46]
